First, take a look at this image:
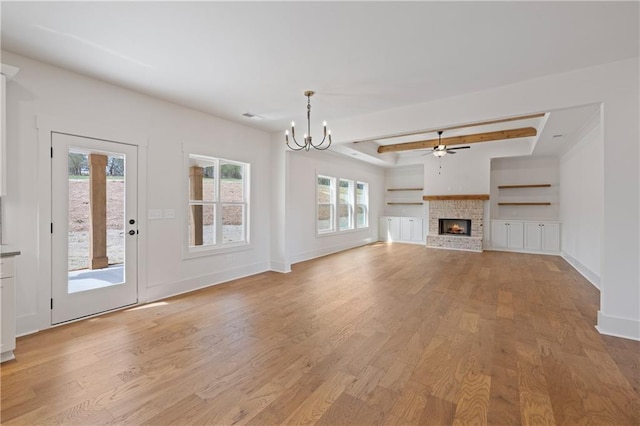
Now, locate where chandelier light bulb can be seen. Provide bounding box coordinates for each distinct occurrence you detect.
[291,121,295,128]
[323,121,327,127]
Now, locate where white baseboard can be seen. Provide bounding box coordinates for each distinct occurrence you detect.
[486,246,560,256]
[269,260,291,273]
[560,251,600,290]
[144,261,270,303]
[16,313,41,337]
[289,238,376,265]
[596,311,640,341]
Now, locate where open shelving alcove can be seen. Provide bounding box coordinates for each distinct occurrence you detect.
[497,183,553,206]
[386,187,424,206]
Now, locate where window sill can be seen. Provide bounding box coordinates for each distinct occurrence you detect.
[182,241,252,260]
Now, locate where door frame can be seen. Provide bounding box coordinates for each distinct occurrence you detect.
[33,114,148,332]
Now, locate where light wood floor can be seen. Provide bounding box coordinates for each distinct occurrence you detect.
[2,244,639,425]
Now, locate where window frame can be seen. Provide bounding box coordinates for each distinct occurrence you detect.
[316,174,336,235]
[338,178,355,231]
[184,153,250,258]
[356,181,369,229]
[316,173,369,237]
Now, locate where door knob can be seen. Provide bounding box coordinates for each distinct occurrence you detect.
[128,230,136,235]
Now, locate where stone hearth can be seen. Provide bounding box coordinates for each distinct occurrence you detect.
[426,199,484,251]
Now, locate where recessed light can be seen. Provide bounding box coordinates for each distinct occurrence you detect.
[242,113,263,120]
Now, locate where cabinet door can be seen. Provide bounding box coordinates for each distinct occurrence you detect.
[400,218,411,241]
[410,219,424,242]
[508,222,524,249]
[389,218,401,241]
[524,222,542,250]
[491,221,508,248]
[541,223,560,252]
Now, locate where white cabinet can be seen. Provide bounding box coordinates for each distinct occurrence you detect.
[380,216,424,244]
[524,222,560,252]
[400,217,423,242]
[492,220,560,254]
[491,220,524,249]
[380,217,400,241]
[1,255,17,362]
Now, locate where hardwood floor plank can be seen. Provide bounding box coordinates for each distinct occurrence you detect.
[2,245,639,425]
[281,371,357,425]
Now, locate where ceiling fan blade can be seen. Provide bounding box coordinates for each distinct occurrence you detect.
[448,146,471,150]
[446,150,457,154]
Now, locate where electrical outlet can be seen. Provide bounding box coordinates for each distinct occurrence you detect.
[164,209,176,219]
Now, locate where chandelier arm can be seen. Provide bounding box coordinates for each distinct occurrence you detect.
[311,134,332,150]
[286,134,307,150]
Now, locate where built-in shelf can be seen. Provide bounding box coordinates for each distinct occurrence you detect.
[387,188,423,191]
[498,202,551,206]
[423,194,489,201]
[498,184,551,189]
[387,202,423,205]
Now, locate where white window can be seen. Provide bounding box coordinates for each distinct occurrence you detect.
[356,181,369,228]
[188,154,249,253]
[317,174,369,235]
[339,179,354,231]
[317,175,336,233]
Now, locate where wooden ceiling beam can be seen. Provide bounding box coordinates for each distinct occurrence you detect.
[354,112,546,144]
[377,127,538,153]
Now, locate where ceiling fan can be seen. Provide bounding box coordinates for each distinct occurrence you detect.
[422,131,470,157]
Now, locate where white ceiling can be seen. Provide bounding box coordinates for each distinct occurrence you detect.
[2,1,638,143]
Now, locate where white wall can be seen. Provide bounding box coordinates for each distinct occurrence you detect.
[384,165,424,217]
[491,156,560,221]
[286,149,384,264]
[423,139,532,196]
[2,51,273,335]
[560,111,603,288]
[331,57,639,340]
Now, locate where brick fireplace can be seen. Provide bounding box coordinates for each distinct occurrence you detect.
[423,195,488,252]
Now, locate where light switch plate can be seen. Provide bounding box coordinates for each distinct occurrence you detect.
[148,209,162,220]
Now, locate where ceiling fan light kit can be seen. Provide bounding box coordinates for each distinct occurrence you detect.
[423,131,471,157]
[285,90,332,151]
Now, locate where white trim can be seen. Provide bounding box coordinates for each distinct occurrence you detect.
[289,238,376,265]
[560,250,600,290]
[0,63,20,80]
[486,247,561,256]
[269,261,291,274]
[596,311,640,341]
[16,314,41,337]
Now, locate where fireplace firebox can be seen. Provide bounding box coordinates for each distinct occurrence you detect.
[439,219,471,236]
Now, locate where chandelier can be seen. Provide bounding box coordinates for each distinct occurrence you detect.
[285,90,332,151]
